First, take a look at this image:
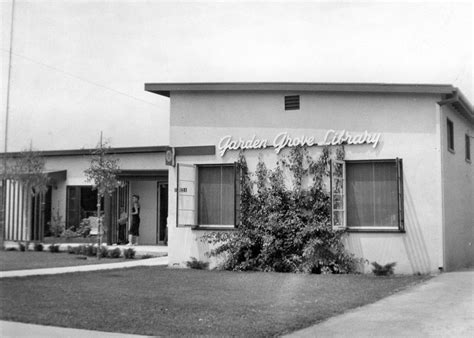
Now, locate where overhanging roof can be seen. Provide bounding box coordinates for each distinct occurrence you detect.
[145,82,458,97]
[0,146,168,158]
[117,170,168,180]
[45,170,67,182]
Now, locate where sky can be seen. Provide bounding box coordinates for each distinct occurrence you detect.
[1,0,472,152]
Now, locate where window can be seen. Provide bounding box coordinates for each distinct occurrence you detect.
[466,134,471,162]
[447,118,454,152]
[66,186,103,228]
[331,159,404,231]
[285,95,300,110]
[176,163,240,227]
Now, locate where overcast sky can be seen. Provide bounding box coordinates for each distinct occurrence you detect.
[1,0,472,152]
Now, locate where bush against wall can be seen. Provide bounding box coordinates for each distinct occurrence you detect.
[204,146,363,274]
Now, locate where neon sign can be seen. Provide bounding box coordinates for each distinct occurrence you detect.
[218,130,381,156]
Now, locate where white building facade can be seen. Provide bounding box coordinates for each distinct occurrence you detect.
[145,83,473,274]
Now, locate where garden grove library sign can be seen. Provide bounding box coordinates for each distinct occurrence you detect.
[218,130,381,157]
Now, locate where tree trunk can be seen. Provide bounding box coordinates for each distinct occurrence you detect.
[97,192,101,259]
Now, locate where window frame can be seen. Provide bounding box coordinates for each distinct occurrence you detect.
[175,163,240,229]
[447,118,455,153]
[331,159,405,233]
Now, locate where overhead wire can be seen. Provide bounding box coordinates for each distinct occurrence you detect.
[0,48,160,107]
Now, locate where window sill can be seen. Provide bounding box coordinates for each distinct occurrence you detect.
[191,226,236,231]
[466,158,471,164]
[448,148,455,154]
[347,228,405,234]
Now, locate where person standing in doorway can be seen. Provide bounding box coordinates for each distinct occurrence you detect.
[129,195,140,245]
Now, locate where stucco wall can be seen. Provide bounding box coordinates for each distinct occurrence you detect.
[168,91,445,274]
[440,105,474,271]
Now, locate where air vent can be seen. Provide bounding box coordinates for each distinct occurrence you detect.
[285,95,300,110]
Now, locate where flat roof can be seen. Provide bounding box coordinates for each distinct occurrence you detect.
[145,82,459,97]
[0,146,168,158]
[144,82,473,123]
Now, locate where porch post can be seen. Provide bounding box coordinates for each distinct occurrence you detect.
[104,193,112,245]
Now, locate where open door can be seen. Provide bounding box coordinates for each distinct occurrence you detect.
[157,182,168,244]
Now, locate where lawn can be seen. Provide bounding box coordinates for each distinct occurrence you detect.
[0,267,430,336]
[0,251,134,271]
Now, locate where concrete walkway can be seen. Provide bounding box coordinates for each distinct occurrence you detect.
[287,270,474,337]
[0,320,148,338]
[0,256,168,278]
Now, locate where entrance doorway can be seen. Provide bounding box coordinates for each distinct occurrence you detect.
[107,170,168,246]
[157,182,168,245]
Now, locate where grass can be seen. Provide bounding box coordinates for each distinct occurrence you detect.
[0,251,132,271]
[0,267,430,336]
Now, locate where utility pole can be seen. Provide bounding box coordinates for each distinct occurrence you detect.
[1,0,16,248]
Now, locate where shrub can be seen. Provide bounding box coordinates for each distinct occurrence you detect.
[203,147,363,274]
[79,244,97,257]
[19,243,26,252]
[99,246,109,258]
[186,257,209,270]
[6,247,17,251]
[34,243,44,252]
[49,244,60,253]
[123,248,135,259]
[76,218,92,237]
[67,246,75,254]
[108,247,122,258]
[61,228,78,239]
[141,254,155,259]
[50,209,65,237]
[371,262,397,276]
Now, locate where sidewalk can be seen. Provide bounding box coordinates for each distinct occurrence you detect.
[0,320,148,338]
[286,270,474,337]
[0,255,168,278]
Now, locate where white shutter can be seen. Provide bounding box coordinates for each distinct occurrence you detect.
[176,163,197,227]
[330,159,346,230]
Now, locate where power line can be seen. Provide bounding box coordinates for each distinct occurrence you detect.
[0,48,160,107]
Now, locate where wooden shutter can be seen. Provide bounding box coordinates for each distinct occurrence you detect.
[330,159,346,230]
[396,158,405,231]
[176,163,196,227]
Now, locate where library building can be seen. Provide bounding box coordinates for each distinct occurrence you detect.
[2,82,473,274]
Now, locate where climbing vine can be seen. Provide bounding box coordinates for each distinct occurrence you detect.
[204,145,362,274]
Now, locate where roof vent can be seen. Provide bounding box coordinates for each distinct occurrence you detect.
[285,95,300,110]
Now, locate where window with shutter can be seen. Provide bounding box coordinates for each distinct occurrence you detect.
[176,163,197,227]
[331,159,404,231]
[198,164,239,226]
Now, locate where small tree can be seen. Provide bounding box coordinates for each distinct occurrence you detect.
[84,133,122,258]
[1,146,49,247]
[5,147,49,196]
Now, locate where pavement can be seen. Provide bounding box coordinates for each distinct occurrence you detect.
[0,255,168,278]
[0,321,148,338]
[286,270,474,337]
[0,244,169,278]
